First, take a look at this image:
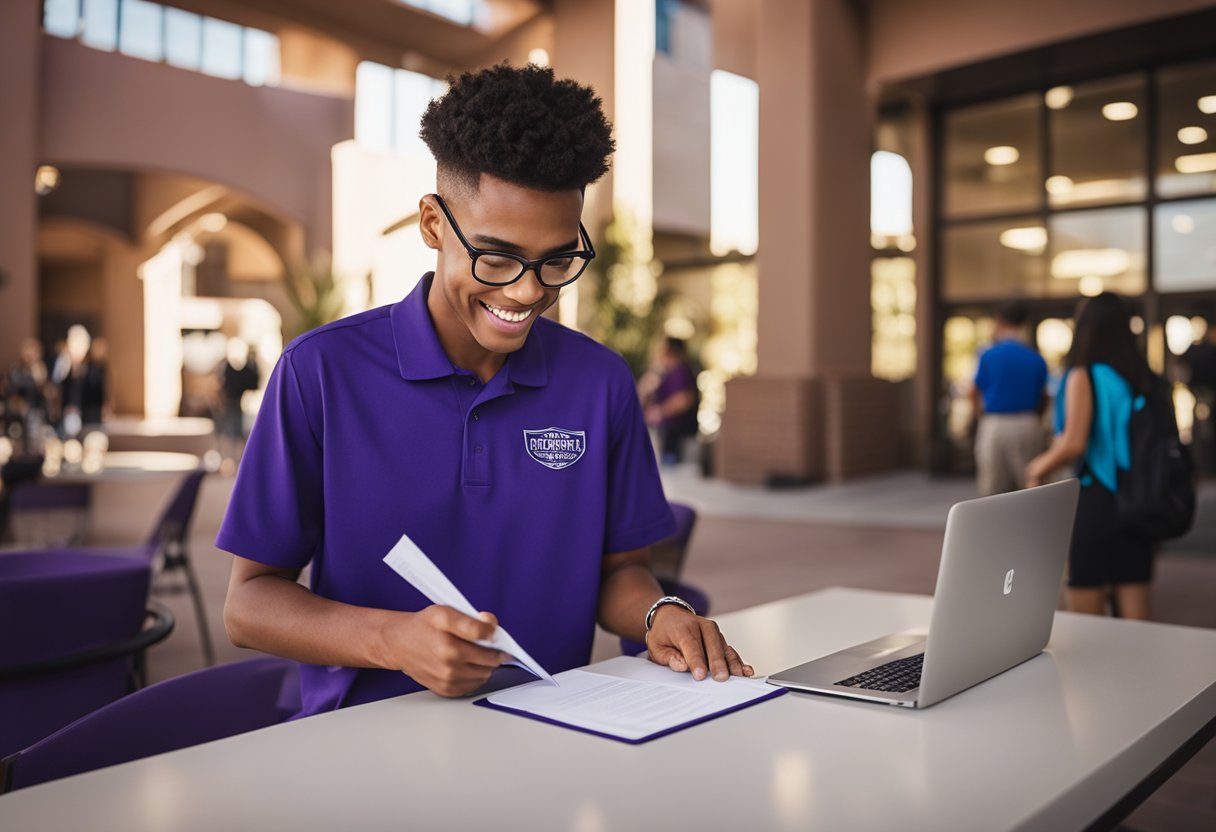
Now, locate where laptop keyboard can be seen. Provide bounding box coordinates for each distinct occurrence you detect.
[835,653,924,693]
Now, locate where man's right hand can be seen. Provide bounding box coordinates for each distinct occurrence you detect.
[381,606,509,697]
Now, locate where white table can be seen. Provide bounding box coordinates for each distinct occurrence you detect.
[2,588,1214,831]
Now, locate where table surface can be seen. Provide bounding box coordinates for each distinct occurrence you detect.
[38,451,200,484]
[2,588,1214,832]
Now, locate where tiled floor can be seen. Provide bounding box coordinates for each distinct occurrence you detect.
[12,467,1215,830]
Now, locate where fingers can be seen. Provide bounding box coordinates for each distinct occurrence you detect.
[724,644,745,677]
[646,641,688,673]
[700,619,730,682]
[431,606,498,643]
[673,626,709,681]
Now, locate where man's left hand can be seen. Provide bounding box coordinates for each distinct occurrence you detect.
[645,605,754,681]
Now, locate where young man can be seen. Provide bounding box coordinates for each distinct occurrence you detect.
[970,302,1048,496]
[219,64,752,717]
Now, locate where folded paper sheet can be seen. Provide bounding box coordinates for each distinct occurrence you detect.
[382,534,556,685]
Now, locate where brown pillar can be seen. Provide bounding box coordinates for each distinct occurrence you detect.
[551,0,617,236]
[720,0,903,483]
[0,0,41,365]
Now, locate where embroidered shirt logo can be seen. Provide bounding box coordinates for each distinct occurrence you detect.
[523,427,586,470]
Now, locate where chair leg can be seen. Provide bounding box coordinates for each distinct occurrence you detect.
[181,554,215,667]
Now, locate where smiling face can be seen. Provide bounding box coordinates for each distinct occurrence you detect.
[420,174,584,379]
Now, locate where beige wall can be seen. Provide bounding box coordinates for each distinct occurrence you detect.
[867,0,1216,85]
[39,37,353,252]
[552,0,617,235]
[0,0,41,366]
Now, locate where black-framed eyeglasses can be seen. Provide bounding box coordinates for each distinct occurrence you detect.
[432,193,595,289]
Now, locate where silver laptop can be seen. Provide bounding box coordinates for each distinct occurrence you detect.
[767,479,1079,708]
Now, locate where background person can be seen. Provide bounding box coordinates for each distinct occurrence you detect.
[1183,321,1216,476]
[969,302,1048,495]
[641,337,699,465]
[1025,293,1155,619]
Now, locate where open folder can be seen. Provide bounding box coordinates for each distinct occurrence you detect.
[383,533,784,744]
[476,655,785,744]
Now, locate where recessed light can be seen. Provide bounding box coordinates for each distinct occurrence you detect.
[984,145,1019,166]
[1177,126,1208,145]
[1102,101,1138,121]
[1045,86,1073,110]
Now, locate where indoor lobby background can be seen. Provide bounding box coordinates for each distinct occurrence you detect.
[2,2,1215,828]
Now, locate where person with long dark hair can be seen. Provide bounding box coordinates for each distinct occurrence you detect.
[1025,292,1156,619]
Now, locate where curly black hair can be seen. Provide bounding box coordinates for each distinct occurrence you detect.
[420,63,615,194]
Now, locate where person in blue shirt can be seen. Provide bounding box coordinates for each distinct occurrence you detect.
[970,303,1048,495]
[218,64,753,715]
[1025,293,1155,619]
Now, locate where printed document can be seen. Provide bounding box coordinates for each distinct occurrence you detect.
[480,655,783,742]
[383,534,556,685]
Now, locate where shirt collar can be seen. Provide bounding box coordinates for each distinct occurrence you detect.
[391,272,549,387]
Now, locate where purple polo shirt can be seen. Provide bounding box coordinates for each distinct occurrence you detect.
[216,274,674,717]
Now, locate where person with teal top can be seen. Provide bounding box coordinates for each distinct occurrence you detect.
[1025,293,1155,620]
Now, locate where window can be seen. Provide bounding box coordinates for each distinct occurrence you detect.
[164,8,202,70]
[943,218,1047,301]
[43,0,79,38]
[355,61,446,157]
[118,0,163,62]
[44,0,278,88]
[81,0,118,51]
[1154,199,1216,291]
[1048,75,1147,208]
[1157,62,1216,198]
[200,17,242,80]
[943,94,1041,218]
[1048,207,1147,298]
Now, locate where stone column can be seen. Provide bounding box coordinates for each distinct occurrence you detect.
[719,0,904,483]
[0,0,41,365]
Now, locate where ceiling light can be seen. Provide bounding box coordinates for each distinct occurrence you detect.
[1171,214,1195,234]
[35,165,60,196]
[1199,95,1216,114]
[1078,276,1105,297]
[1045,175,1073,195]
[1045,86,1073,110]
[1051,248,1130,279]
[984,145,1019,166]
[1101,101,1138,121]
[1175,152,1216,174]
[1177,126,1208,145]
[999,227,1047,253]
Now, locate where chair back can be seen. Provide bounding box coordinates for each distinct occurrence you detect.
[2,657,299,792]
[143,468,207,552]
[0,551,152,759]
[619,502,709,657]
[649,501,698,580]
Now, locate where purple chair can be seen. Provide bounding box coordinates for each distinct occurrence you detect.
[0,657,298,793]
[620,501,711,657]
[0,551,174,760]
[84,468,214,666]
[7,482,92,545]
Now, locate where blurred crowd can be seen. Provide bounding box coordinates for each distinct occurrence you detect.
[2,326,109,454]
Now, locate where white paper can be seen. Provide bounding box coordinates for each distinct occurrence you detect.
[485,655,778,741]
[383,534,556,685]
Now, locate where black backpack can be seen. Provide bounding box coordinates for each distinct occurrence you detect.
[1106,372,1197,541]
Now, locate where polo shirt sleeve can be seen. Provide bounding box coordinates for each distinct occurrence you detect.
[215,348,323,569]
[603,359,676,555]
[974,347,990,390]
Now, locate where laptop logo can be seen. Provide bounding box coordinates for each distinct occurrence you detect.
[1003,569,1015,595]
